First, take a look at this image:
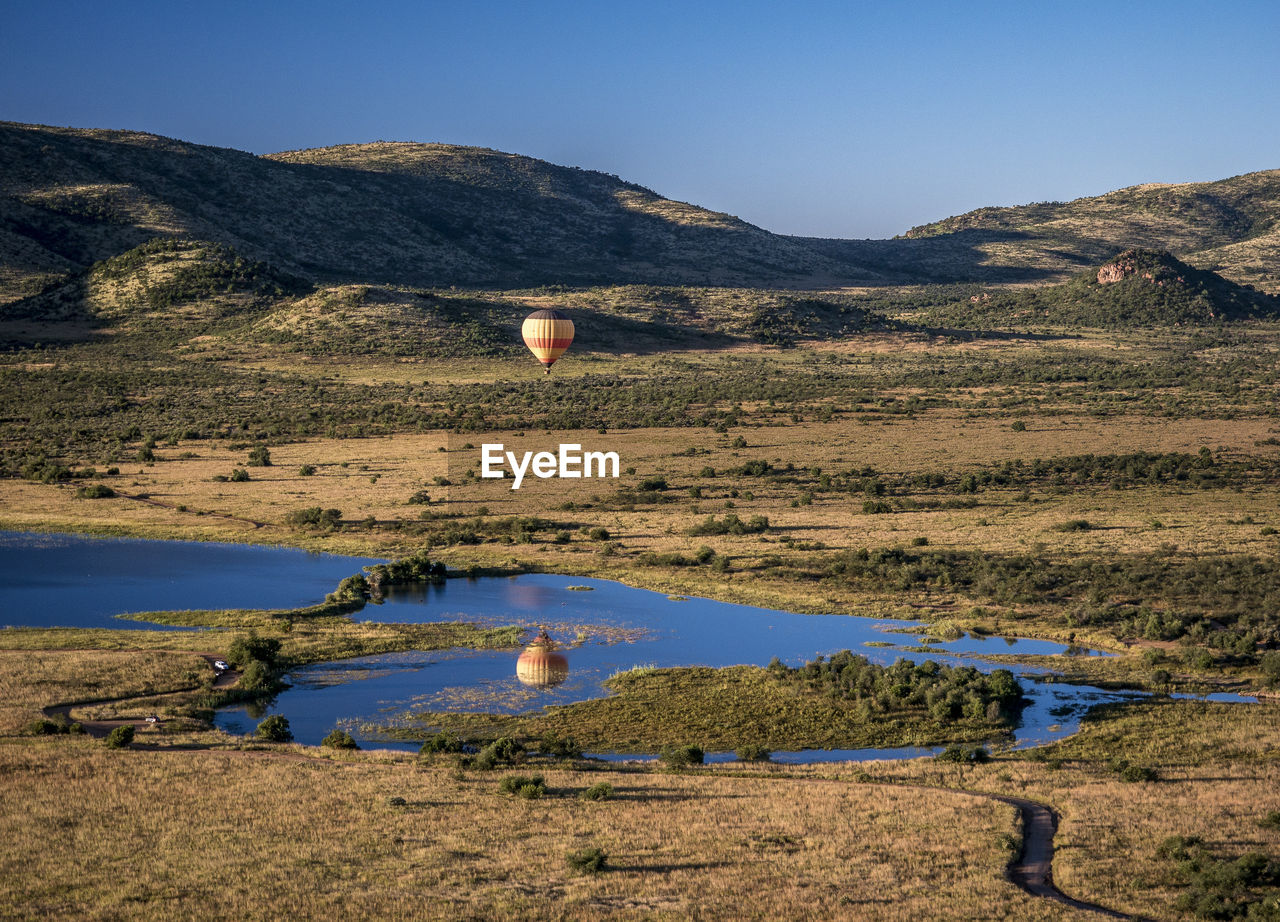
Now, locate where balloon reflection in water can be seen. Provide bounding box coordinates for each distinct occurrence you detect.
[515,630,569,688]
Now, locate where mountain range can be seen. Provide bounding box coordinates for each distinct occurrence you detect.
[4,121,1280,306]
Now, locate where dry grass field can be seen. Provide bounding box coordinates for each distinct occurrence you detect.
[4,328,1280,919]
[863,699,1280,920]
[2,408,1276,562]
[0,737,1068,922]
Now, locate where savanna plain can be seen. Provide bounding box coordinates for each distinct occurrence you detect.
[2,124,1280,920]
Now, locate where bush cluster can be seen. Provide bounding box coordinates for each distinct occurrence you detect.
[772,651,1024,724]
[498,774,546,799]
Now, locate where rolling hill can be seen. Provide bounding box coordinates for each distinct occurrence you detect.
[3,118,1280,347]
[880,170,1280,291]
[0,122,882,306]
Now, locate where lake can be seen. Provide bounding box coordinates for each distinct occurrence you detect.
[0,530,382,629]
[0,531,1251,761]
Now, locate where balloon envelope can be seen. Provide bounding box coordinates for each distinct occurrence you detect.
[515,631,569,688]
[521,309,574,373]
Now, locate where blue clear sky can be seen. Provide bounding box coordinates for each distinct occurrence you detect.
[3,0,1279,238]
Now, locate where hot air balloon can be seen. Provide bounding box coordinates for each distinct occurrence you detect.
[521,309,574,374]
[516,630,569,688]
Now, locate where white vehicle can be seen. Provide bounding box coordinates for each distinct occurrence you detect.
[145,715,159,724]
[213,660,230,671]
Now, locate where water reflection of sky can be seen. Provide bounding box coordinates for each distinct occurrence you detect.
[0,533,1252,763]
[218,573,1250,761]
[0,530,383,629]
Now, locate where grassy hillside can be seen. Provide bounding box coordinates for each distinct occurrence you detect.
[888,171,1280,291]
[8,121,1280,310]
[0,122,880,304]
[917,249,1280,329]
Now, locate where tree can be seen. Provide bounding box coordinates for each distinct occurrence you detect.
[238,659,275,693]
[227,633,281,668]
[1261,651,1280,687]
[105,725,135,749]
[256,715,292,742]
[321,729,359,750]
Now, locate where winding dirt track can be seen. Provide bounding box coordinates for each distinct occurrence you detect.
[38,659,1137,919]
[984,792,1138,920]
[42,653,239,737]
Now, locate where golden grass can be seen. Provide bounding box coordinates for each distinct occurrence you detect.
[0,649,212,732]
[2,411,1275,558]
[857,699,1280,920]
[0,640,1275,919]
[0,741,1062,921]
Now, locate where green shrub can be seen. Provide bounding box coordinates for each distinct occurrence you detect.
[105,726,134,749]
[934,745,990,764]
[1261,651,1280,687]
[31,715,87,736]
[256,715,292,742]
[687,513,770,536]
[580,782,614,801]
[566,846,608,874]
[298,464,316,476]
[236,662,276,695]
[420,731,464,755]
[328,574,369,603]
[498,774,546,798]
[1119,764,1158,783]
[538,734,582,759]
[75,483,116,499]
[1053,519,1093,532]
[27,717,66,735]
[587,526,610,541]
[735,744,771,762]
[227,633,281,668]
[407,490,431,505]
[284,506,343,530]
[247,445,272,467]
[659,744,704,768]
[1011,420,1027,431]
[321,729,359,750]
[229,468,250,482]
[472,736,524,770]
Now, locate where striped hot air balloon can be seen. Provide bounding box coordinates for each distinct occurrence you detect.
[521,309,574,374]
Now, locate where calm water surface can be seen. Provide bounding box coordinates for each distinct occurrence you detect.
[0,531,382,628]
[214,573,1176,759]
[0,532,1250,761]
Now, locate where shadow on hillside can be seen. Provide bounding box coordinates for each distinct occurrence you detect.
[0,274,109,348]
[795,229,1100,287]
[1,123,1101,292]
